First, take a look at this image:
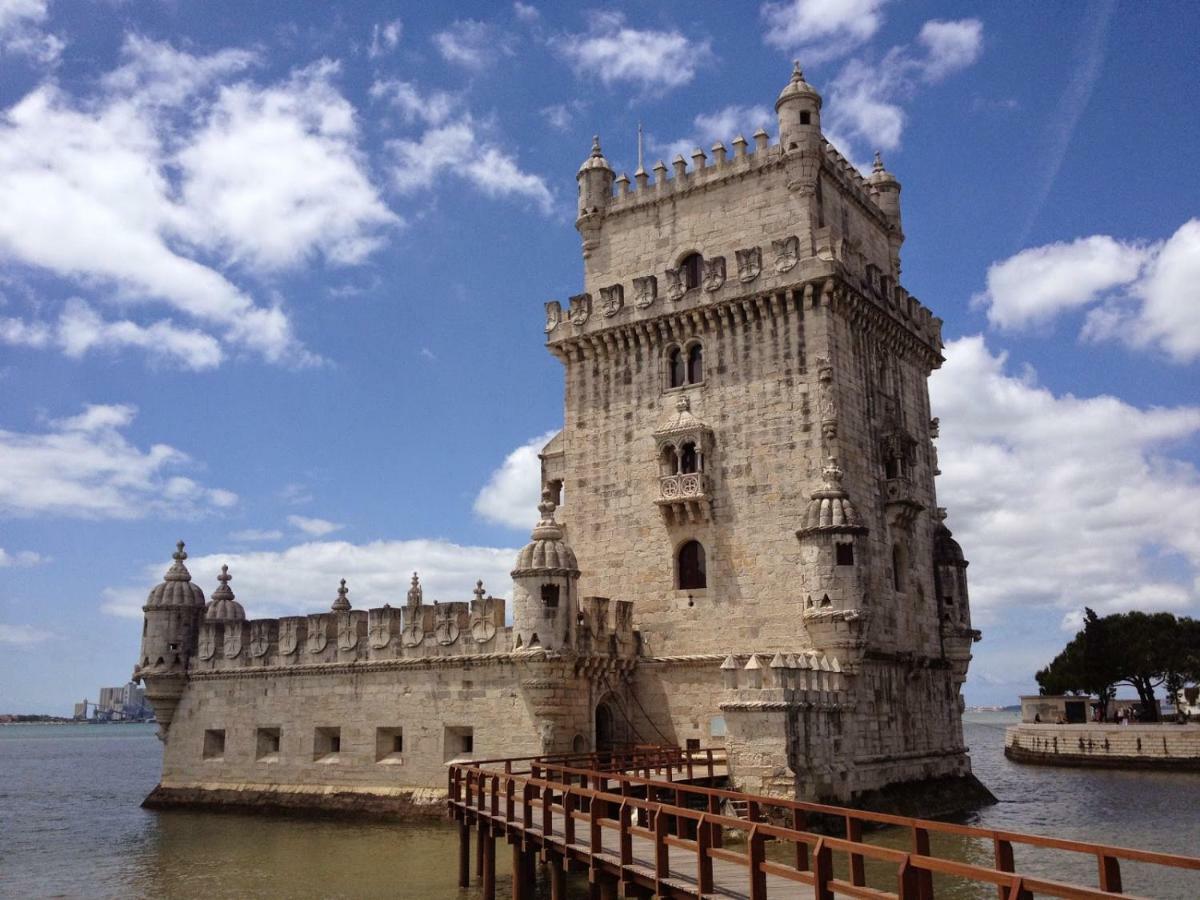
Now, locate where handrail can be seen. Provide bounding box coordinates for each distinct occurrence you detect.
[448,747,1199,899]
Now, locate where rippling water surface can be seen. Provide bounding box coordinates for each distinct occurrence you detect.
[1,713,1196,899]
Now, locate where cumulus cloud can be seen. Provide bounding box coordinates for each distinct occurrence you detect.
[559,11,713,95]
[0,0,63,64]
[383,115,553,214]
[824,18,983,157]
[101,538,520,620]
[0,623,54,645]
[760,0,887,63]
[0,36,398,368]
[513,2,539,23]
[228,529,283,542]
[0,403,237,519]
[369,78,457,127]
[474,430,558,530]
[656,104,773,163]
[975,219,1200,363]
[932,336,1200,626]
[433,19,514,69]
[0,547,45,567]
[368,19,402,59]
[287,514,343,537]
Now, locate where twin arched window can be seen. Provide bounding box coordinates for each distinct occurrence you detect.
[660,441,701,475]
[677,540,707,590]
[667,342,704,389]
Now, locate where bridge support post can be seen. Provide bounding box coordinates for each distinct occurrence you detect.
[512,843,525,900]
[548,853,565,900]
[476,820,485,878]
[458,820,471,889]
[482,826,496,900]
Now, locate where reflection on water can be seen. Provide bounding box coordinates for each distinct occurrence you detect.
[0,713,1196,899]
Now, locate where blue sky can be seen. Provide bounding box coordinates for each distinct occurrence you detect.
[0,0,1197,712]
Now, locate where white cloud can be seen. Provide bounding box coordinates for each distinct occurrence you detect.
[0,0,63,64]
[0,623,53,645]
[384,117,554,214]
[760,0,888,62]
[433,19,514,69]
[287,514,343,537]
[559,11,713,95]
[369,79,457,126]
[101,538,520,620]
[0,403,237,519]
[513,3,539,24]
[931,336,1200,625]
[823,18,983,157]
[229,529,283,542]
[368,19,402,59]
[0,37,397,368]
[0,547,45,567]
[656,104,773,163]
[976,219,1200,363]
[474,430,558,530]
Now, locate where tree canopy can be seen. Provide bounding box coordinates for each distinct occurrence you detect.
[1035,609,1200,721]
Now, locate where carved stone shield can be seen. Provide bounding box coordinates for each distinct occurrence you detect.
[773,236,799,272]
[401,622,424,648]
[223,624,242,660]
[664,268,685,301]
[278,619,300,656]
[249,621,270,658]
[337,615,358,651]
[369,614,392,650]
[544,300,561,333]
[599,284,624,318]
[702,257,726,292]
[568,292,591,327]
[307,615,328,654]
[435,619,460,646]
[471,616,497,644]
[197,626,215,661]
[736,247,762,283]
[633,275,657,309]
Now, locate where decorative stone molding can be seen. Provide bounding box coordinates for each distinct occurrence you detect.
[736,247,761,283]
[702,256,726,292]
[773,235,799,272]
[599,284,624,317]
[633,275,657,309]
[568,293,591,327]
[664,267,685,301]
[544,301,561,333]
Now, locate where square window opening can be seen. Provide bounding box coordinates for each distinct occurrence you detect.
[376,726,404,763]
[835,543,854,566]
[313,726,342,761]
[202,728,225,760]
[256,727,281,760]
[444,726,475,761]
[685,738,701,751]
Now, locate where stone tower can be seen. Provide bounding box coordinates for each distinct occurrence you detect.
[541,64,982,801]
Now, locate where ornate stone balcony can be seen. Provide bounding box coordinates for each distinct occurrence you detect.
[656,472,711,524]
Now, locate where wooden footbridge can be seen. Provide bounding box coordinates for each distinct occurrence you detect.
[448,744,1200,899]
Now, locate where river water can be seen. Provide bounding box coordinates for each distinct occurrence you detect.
[1,712,1196,899]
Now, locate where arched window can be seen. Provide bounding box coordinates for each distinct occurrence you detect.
[667,346,686,388]
[677,540,707,590]
[660,444,679,475]
[687,342,704,384]
[680,442,698,474]
[681,253,702,291]
[892,543,905,593]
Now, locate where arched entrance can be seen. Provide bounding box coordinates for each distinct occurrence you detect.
[595,699,615,752]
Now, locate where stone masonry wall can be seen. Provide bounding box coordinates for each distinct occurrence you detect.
[1005,724,1200,769]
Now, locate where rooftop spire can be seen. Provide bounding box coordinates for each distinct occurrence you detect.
[406,572,423,607]
[792,59,804,81]
[873,150,885,173]
[473,580,486,603]
[591,134,602,158]
[212,564,233,600]
[332,578,350,612]
[636,121,644,173]
[164,540,193,582]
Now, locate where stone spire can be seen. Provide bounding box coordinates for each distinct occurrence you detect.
[406,572,423,607]
[205,564,246,622]
[473,580,486,603]
[331,578,351,612]
[512,488,579,576]
[145,541,206,609]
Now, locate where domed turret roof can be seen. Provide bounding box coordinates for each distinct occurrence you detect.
[205,564,245,622]
[145,541,206,610]
[512,490,579,576]
[331,578,351,612]
[577,135,612,175]
[933,510,967,566]
[797,459,868,536]
[775,61,822,111]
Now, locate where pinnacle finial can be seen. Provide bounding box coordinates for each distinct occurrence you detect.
[873,150,884,173]
[675,395,690,413]
[474,579,486,602]
[822,456,844,487]
[218,564,231,585]
[792,60,804,81]
[407,571,423,607]
[591,134,602,157]
[174,540,186,561]
[537,486,557,520]
[332,578,350,612]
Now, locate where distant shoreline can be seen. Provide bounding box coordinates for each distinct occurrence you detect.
[0,718,154,726]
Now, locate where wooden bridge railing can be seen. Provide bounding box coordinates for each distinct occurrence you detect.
[447,745,1200,900]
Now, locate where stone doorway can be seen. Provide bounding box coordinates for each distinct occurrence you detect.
[595,698,615,752]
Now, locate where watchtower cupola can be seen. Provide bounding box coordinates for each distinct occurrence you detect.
[775,61,823,152]
[136,541,206,677]
[511,489,580,651]
[576,135,614,219]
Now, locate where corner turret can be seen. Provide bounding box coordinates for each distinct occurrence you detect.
[576,135,614,219]
[776,61,822,152]
[868,151,904,274]
[511,488,580,651]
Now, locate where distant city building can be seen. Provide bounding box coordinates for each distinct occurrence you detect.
[73,701,88,720]
[95,682,149,721]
